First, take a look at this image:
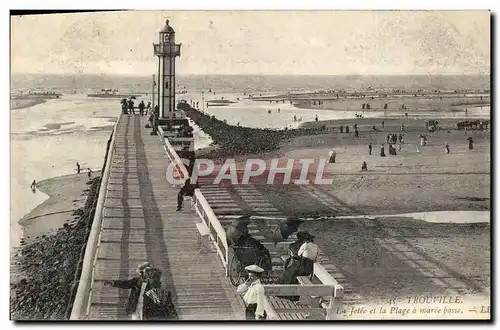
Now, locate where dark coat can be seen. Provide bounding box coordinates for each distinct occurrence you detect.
[111,278,176,320]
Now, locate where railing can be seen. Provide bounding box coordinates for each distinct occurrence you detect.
[160,130,229,274]
[162,133,190,180]
[192,190,230,275]
[157,127,345,320]
[260,262,344,320]
[70,117,120,320]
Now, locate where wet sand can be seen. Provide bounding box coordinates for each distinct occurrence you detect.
[223,116,490,303]
[10,98,46,110]
[18,171,102,242]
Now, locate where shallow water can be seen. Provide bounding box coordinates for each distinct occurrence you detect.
[180,92,490,129]
[9,91,491,246]
[340,211,490,224]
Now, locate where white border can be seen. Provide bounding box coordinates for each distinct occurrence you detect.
[3,1,497,329]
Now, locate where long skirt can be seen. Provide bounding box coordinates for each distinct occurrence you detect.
[279,258,314,301]
[246,303,266,320]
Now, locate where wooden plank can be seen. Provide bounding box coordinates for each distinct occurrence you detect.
[262,284,335,297]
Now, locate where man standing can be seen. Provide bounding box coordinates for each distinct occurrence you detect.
[139,100,145,116]
[368,143,372,155]
[128,99,135,114]
[151,105,160,135]
[76,162,81,174]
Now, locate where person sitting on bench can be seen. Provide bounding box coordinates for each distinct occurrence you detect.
[278,231,318,301]
[176,178,199,211]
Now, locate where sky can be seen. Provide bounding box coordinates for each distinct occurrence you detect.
[10,10,490,76]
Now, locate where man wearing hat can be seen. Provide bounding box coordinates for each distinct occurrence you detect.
[104,263,176,320]
[237,265,267,320]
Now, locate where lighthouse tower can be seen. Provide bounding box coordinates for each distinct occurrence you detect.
[153,20,181,119]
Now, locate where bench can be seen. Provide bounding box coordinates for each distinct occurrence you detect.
[195,222,212,253]
[182,195,195,211]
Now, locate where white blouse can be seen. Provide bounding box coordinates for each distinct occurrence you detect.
[298,242,319,261]
[237,279,266,319]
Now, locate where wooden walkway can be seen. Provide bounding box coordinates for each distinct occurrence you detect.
[88,114,243,320]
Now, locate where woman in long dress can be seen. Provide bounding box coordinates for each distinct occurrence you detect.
[279,232,319,301]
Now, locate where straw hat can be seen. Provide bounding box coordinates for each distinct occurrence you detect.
[245,265,264,273]
[137,262,152,272]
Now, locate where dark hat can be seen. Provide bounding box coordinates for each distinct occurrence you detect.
[297,231,315,240]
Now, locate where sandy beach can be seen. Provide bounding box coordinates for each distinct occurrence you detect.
[10,98,47,110]
[11,171,102,320]
[18,171,102,243]
[193,107,490,305]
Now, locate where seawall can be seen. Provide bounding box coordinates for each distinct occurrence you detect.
[10,128,115,320]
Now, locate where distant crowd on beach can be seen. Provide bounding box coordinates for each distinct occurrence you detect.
[327,119,478,172]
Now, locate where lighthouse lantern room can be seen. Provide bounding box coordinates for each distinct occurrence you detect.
[153,20,181,119]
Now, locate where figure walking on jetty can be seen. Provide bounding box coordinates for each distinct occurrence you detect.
[361,161,368,172]
[128,99,135,114]
[467,137,474,150]
[368,143,372,155]
[315,115,318,122]
[151,105,159,135]
[355,128,359,138]
[380,144,386,157]
[139,100,145,116]
[176,178,199,211]
[122,101,128,115]
[445,143,450,154]
[382,120,385,128]
[340,125,344,133]
[76,162,81,174]
[87,168,93,178]
[345,125,349,133]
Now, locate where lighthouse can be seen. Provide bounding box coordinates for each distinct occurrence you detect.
[153,20,181,119]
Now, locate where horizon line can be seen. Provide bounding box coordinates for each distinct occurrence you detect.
[11,72,490,77]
